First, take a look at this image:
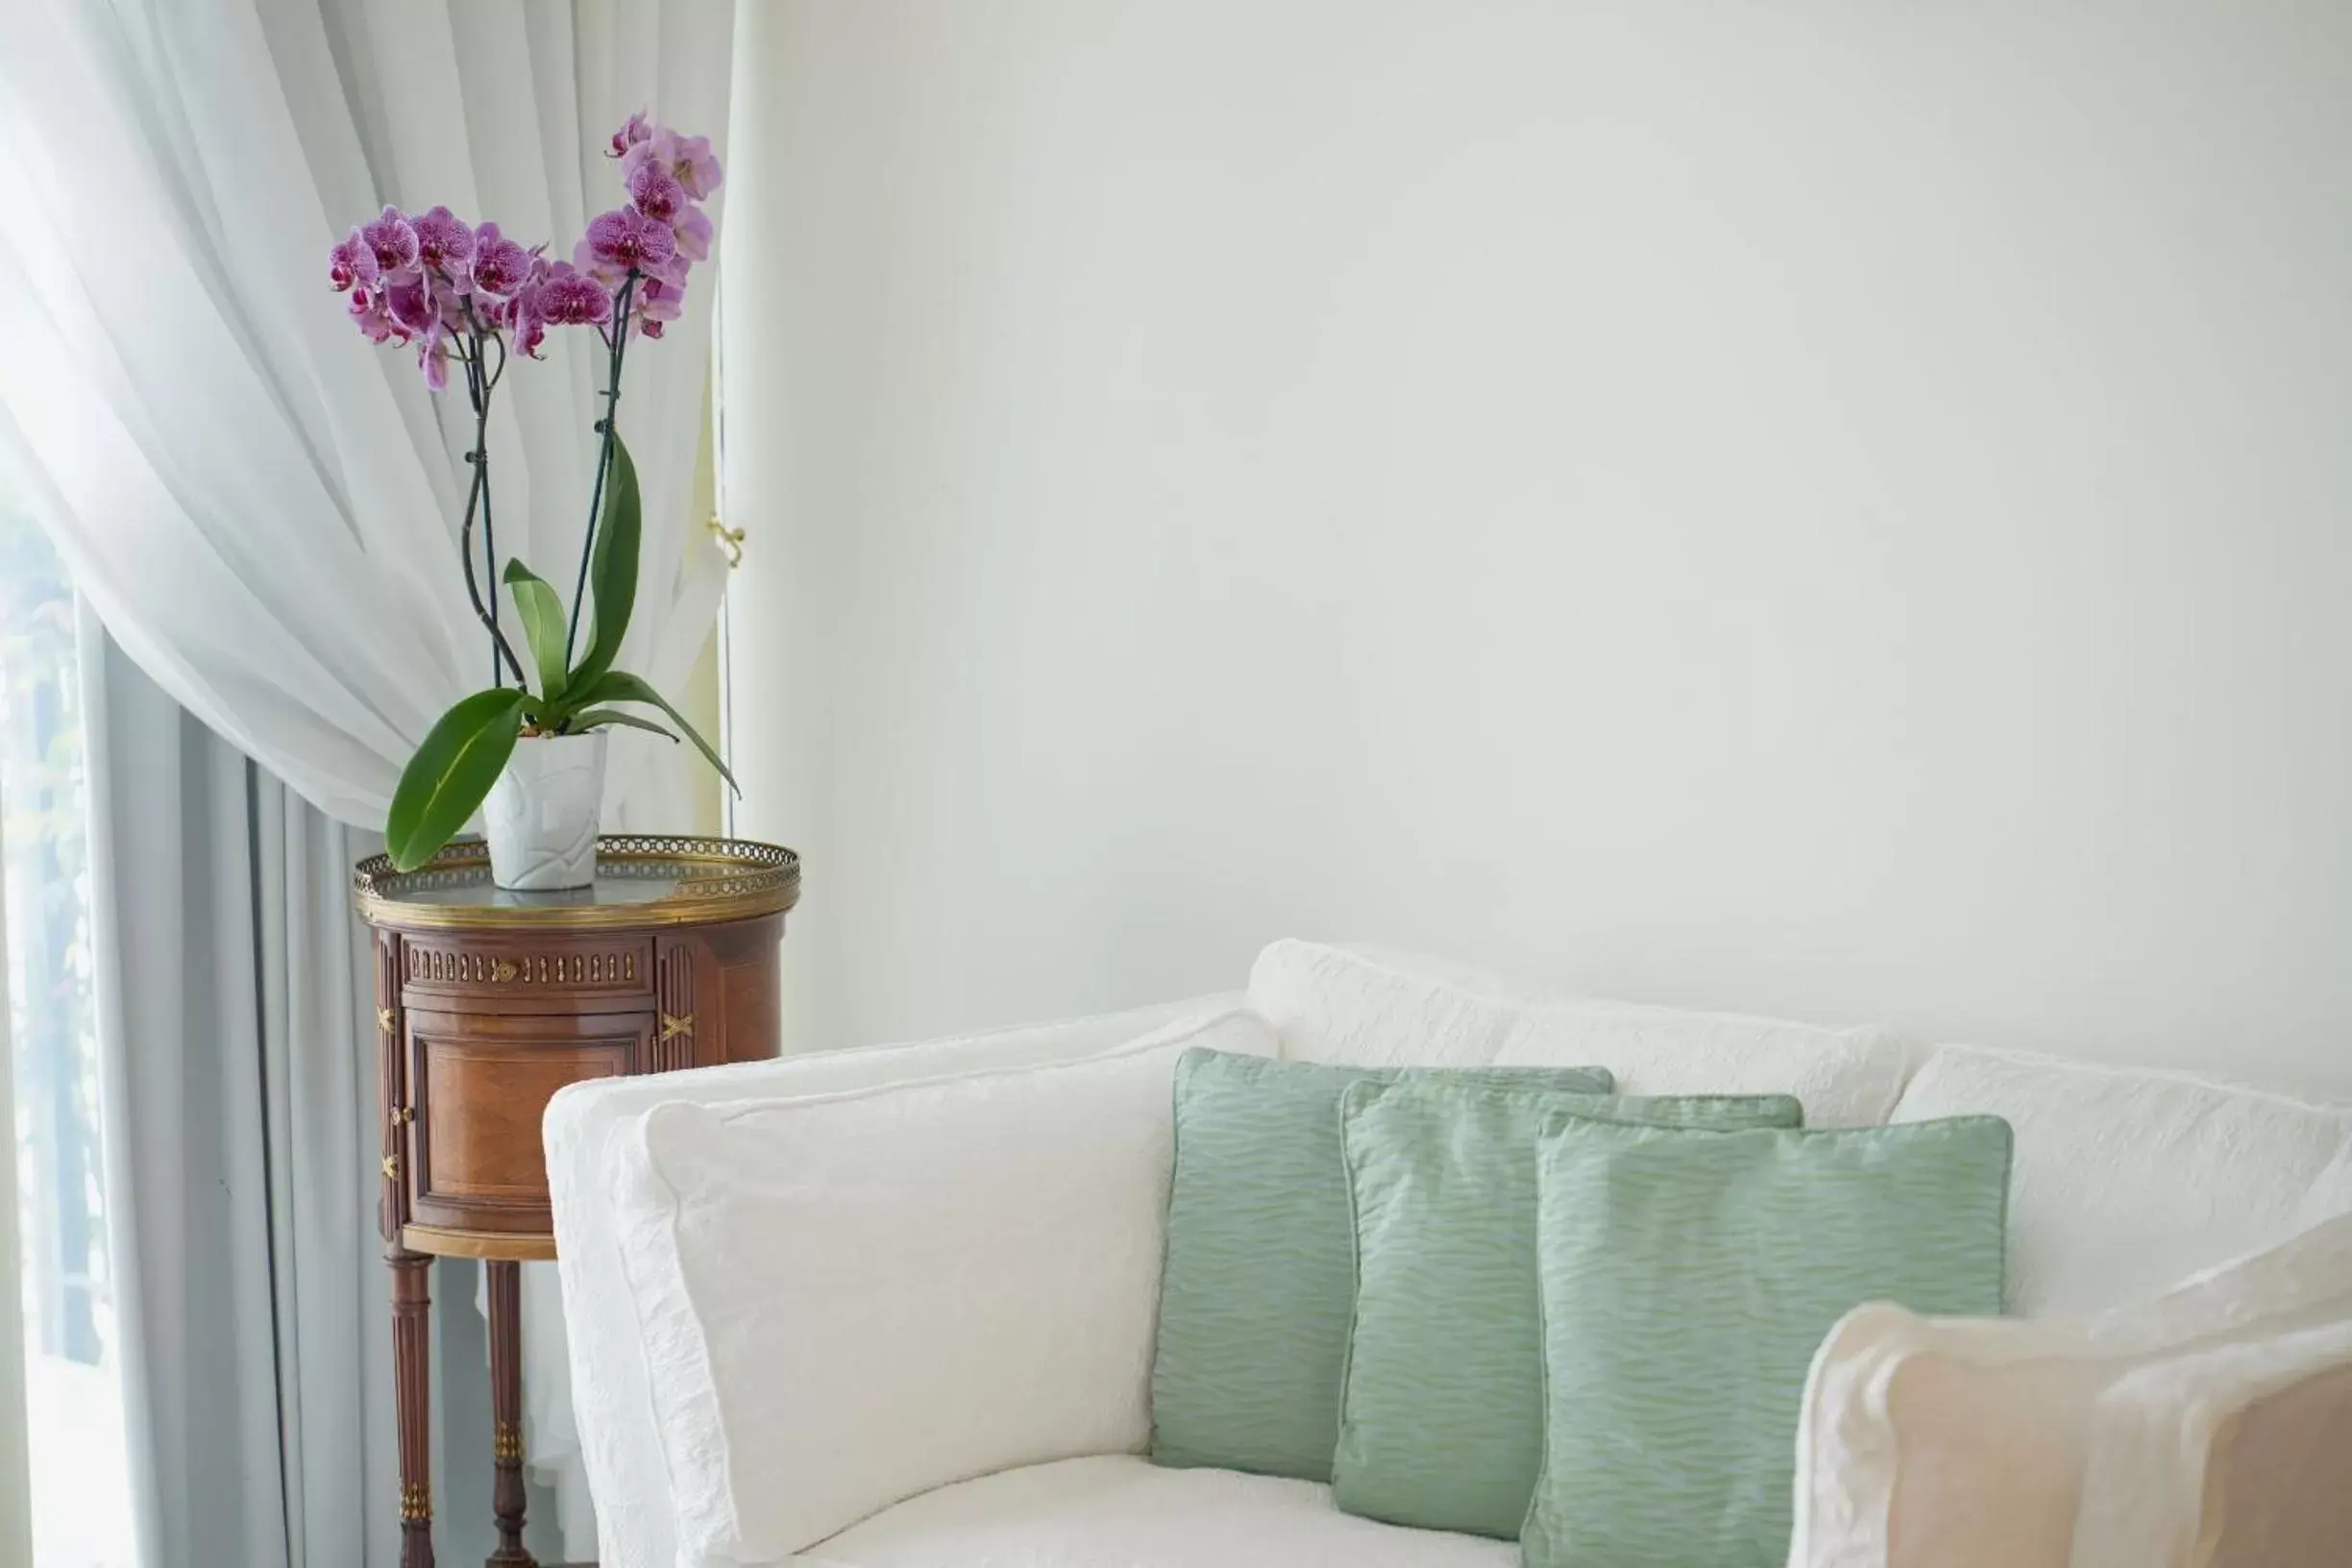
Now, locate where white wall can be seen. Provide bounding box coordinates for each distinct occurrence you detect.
[722,0,2352,1095]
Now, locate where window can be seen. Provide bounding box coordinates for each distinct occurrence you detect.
[1,479,135,1567]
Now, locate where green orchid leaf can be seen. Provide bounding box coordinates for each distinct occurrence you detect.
[529,687,580,734]
[575,598,596,676]
[385,687,530,870]
[502,557,570,702]
[568,706,679,741]
[570,668,736,794]
[571,434,640,691]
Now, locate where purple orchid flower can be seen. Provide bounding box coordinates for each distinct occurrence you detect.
[417,319,453,392]
[608,110,654,159]
[509,275,550,357]
[625,160,686,224]
[624,131,723,201]
[333,118,720,390]
[630,273,686,340]
[329,227,379,292]
[410,206,477,290]
[383,276,437,339]
[535,261,616,324]
[472,222,533,302]
[576,208,676,288]
[511,258,616,361]
[361,207,420,280]
[347,286,406,345]
[670,204,713,263]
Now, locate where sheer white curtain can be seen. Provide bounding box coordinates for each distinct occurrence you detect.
[0,2,737,1562]
[77,612,401,1567]
[0,0,733,824]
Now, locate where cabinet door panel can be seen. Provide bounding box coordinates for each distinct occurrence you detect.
[404,1009,651,1234]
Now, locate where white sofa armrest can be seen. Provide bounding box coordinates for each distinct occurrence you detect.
[1788,1211,2352,1568]
[2072,1319,2352,1568]
[1789,1307,2099,1568]
[544,992,1243,1568]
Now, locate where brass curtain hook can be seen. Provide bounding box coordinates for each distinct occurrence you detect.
[707,516,745,568]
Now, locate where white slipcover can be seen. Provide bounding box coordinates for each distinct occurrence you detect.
[797,1456,1515,1568]
[605,1009,1278,1562]
[552,941,2352,1568]
[1790,1212,2352,1568]
[1244,938,1543,1068]
[1250,940,1923,1125]
[1261,940,1919,1123]
[1493,1001,1921,1126]
[2079,1318,2352,1568]
[1890,1043,2352,1315]
[545,992,1244,1568]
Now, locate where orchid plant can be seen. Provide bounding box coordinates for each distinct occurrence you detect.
[331,113,736,871]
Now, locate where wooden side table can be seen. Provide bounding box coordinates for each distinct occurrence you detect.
[355,835,800,1568]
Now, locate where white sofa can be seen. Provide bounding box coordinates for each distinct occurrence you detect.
[546,941,2352,1568]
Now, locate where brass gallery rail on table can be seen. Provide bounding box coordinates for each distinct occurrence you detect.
[355,835,800,1568]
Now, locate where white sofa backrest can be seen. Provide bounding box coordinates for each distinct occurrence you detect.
[1892,1044,2352,1317]
[1249,941,1923,1125]
[1251,940,2352,1318]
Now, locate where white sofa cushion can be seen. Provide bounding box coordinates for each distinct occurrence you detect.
[1248,940,1541,1068]
[1492,1000,1922,1127]
[546,992,1245,1568]
[1891,1043,2352,1315]
[606,1007,1280,1563]
[798,1456,1516,1567]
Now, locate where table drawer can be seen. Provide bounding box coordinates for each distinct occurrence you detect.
[399,932,656,1007]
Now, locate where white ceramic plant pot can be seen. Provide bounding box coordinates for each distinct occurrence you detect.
[482,731,608,891]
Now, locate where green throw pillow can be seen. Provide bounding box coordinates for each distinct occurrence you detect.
[1149,1051,1614,1481]
[1332,1080,1804,1538]
[1524,1116,2012,1568]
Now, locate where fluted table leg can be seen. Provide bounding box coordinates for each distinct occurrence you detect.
[389,1248,435,1568]
[486,1260,534,1566]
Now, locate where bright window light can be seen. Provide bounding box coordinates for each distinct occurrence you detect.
[1,476,135,1568]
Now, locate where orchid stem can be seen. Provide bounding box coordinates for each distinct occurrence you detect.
[564,270,637,666]
[459,298,527,688]
[456,453,526,688]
